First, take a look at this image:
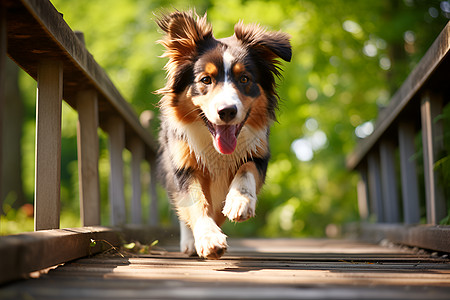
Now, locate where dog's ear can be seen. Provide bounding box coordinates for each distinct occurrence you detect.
[156,11,213,94]
[234,22,292,63]
[157,10,213,60]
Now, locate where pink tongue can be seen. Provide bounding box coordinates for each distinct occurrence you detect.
[215,125,237,155]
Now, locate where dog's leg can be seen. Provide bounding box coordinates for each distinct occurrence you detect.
[179,220,196,256]
[223,161,262,222]
[178,178,227,259]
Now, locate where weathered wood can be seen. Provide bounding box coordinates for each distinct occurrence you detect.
[367,151,384,222]
[148,158,159,226]
[107,116,126,226]
[347,21,450,170]
[0,226,121,285]
[356,166,369,220]
[34,60,63,231]
[130,137,144,224]
[398,121,420,224]
[357,223,450,253]
[379,139,400,223]
[421,92,446,225]
[1,238,450,299]
[77,89,101,226]
[140,111,159,226]
[0,3,5,215]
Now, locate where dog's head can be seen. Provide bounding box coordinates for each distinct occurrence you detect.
[157,11,291,155]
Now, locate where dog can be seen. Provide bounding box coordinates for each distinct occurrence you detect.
[156,10,291,259]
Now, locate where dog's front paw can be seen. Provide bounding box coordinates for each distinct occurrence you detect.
[195,231,228,259]
[193,218,228,259]
[223,188,256,222]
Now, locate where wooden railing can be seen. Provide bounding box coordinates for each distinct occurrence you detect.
[0,0,160,283]
[347,21,450,252]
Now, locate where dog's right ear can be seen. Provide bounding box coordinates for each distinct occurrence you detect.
[156,10,212,60]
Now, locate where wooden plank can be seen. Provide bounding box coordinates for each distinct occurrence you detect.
[347,21,450,170]
[34,60,63,231]
[130,137,144,224]
[421,92,446,225]
[77,89,101,226]
[1,238,450,299]
[379,139,400,223]
[0,2,5,215]
[367,151,384,222]
[398,121,420,224]
[107,116,126,226]
[0,226,121,285]
[358,223,450,253]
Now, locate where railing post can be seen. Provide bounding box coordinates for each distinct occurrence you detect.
[140,110,159,226]
[367,151,384,222]
[34,60,63,231]
[76,89,101,226]
[106,116,126,226]
[398,120,420,224]
[421,92,446,225]
[130,137,144,224]
[0,3,6,216]
[149,157,159,226]
[379,139,400,223]
[357,165,369,220]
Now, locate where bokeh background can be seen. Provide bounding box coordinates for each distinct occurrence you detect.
[1,0,449,236]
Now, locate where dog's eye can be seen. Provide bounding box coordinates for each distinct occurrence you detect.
[200,76,212,85]
[240,75,249,84]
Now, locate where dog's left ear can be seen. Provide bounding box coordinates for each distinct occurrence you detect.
[157,10,213,60]
[234,22,292,63]
[156,11,213,94]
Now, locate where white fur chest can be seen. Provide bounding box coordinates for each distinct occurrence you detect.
[171,120,266,179]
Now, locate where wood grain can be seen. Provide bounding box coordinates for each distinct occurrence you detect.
[0,226,121,284]
[34,59,63,231]
[130,137,144,224]
[1,238,449,299]
[398,121,420,224]
[421,92,446,225]
[77,89,101,226]
[107,116,126,226]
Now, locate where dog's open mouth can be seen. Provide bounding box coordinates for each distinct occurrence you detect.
[203,118,246,155]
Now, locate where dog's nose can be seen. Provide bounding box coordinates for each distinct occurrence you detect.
[218,105,237,123]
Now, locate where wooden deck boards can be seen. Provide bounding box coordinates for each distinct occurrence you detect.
[1,238,450,299]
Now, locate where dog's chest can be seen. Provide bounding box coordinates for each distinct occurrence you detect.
[179,122,265,178]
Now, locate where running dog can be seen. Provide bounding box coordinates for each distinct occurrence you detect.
[156,11,291,259]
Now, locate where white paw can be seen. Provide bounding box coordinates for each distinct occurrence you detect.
[180,221,196,256]
[222,188,256,222]
[195,231,228,259]
[193,218,228,259]
[180,234,196,256]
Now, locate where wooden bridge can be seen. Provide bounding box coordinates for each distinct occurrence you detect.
[1,1,449,299]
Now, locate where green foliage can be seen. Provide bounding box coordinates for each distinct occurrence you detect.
[4,0,448,236]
